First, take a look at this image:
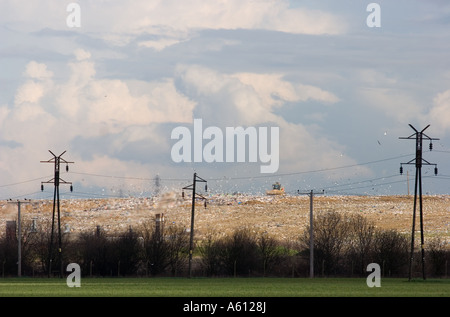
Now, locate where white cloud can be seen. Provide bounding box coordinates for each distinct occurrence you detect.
[0,0,347,49]
[0,50,198,196]
[14,81,46,105]
[357,87,423,124]
[176,65,339,126]
[74,48,92,61]
[234,73,339,106]
[2,56,354,189]
[47,52,197,139]
[427,89,450,134]
[14,61,54,105]
[173,64,362,178]
[94,0,346,35]
[138,38,188,51]
[24,61,54,79]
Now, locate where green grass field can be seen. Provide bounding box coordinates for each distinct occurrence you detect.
[0,277,448,297]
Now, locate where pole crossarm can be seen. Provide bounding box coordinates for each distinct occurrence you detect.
[298,189,324,196]
[41,178,72,185]
[182,174,208,204]
[40,150,74,190]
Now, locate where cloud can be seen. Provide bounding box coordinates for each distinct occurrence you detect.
[173,64,365,179]
[49,52,196,140]
[176,65,339,127]
[427,89,450,134]
[24,60,54,79]
[356,87,423,125]
[138,37,189,52]
[93,0,347,36]
[0,50,197,196]
[234,73,339,106]
[1,0,347,49]
[14,81,46,105]
[74,48,91,61]
[13,61,54,105]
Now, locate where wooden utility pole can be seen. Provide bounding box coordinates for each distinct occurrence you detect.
[298,189,324,278]
[7,199,31,277]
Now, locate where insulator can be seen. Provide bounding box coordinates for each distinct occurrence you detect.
[204,200,207,208]
[66,164,69,172]
[435,167,438,175]
[70,185,73,192]
[400,166,403,175]
[41,184,44,191]
[182,191,185,199]
[205,184,208,192]
[429,142,433,151]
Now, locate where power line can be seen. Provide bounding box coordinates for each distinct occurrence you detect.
[1,191,44,200]
[3,152,450,199]
[69,171,189,182]
[323,174,400,191]
[325,175,409,194]
[64,153,415,183]
[206,153,415,181]
[0,153,426,190]
[0,175,53,188]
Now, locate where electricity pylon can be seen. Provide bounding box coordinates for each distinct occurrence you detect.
[182,172,207,278]
[399,124,438,281]
[40,150,74,277]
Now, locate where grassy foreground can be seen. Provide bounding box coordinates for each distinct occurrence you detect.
[0,277,449,297]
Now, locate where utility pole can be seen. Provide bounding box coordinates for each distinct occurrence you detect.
[298,189,324,278]
[154,174,161,196]
[7,198,31,277]
[40,150,74,277]
[182,173,207,278]
[399,124,438,281]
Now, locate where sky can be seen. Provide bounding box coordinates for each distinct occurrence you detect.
[1,0,450,199]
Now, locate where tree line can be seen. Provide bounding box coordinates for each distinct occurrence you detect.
[1,210,448,278]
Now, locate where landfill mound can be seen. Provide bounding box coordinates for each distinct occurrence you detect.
[1,194,449,243]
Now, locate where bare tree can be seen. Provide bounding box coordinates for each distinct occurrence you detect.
[301,210,349,276]
[165,224,189,276]
[258,232,285,276]
[373,229,409,276]
[346,214,376,275]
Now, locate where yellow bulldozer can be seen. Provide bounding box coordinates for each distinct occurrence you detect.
[266,182,285,195]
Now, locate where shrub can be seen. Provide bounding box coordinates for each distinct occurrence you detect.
[373,229,409,277]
